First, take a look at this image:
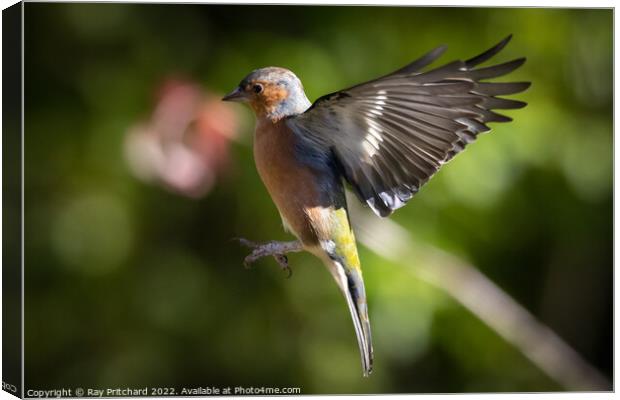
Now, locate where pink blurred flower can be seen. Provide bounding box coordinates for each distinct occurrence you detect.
[125,78,239,198]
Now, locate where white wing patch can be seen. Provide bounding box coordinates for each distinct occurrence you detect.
[363,115,384,157]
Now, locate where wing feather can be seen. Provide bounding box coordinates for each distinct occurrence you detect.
[286,35,529,217]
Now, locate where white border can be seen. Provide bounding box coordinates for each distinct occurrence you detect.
[0,2,615,400]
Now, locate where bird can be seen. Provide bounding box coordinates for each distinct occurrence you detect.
[222,35,529,377]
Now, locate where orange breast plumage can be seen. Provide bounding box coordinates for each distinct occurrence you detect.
[253,119,329,246]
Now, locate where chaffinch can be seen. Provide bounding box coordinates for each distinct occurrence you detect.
[223,35,529,377]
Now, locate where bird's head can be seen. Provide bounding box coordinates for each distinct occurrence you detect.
[222,67,311,122]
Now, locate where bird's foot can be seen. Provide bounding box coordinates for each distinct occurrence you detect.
[235,238,303,278]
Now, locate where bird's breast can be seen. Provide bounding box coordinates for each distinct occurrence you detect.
[253,119,336,246]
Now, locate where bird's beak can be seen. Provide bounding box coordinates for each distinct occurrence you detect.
[222,87,248,102]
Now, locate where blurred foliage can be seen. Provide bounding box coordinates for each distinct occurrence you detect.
[22,4,611,393]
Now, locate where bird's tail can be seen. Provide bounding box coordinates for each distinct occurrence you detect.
[323,256,374,377]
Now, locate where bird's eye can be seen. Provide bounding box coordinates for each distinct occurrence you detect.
[252,84,263,94]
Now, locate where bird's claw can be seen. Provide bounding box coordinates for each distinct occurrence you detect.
[236,238,298,278]
[273,254,292,278]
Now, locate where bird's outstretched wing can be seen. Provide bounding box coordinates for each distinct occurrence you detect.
[286,35,530,217]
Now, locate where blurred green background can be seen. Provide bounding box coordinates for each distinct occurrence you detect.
[23,4,612,393]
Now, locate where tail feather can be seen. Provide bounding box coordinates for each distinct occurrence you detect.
[326,259,374,377]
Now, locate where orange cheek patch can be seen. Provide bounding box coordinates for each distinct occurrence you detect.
[263,85,288,104]
[251,83,289,116]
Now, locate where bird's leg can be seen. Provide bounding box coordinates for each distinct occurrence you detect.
[236,238,303,278]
